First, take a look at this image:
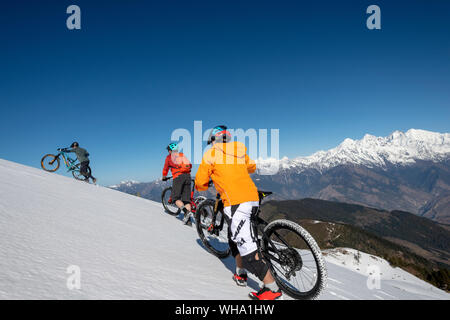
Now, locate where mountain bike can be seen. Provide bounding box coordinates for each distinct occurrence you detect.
[195,190,327,300]
[40,148,91,181]
[161,176,206,216]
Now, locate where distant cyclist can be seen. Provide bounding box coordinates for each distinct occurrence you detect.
[195,125,282,300]
[60,142,96,183]
[162,143,193,225]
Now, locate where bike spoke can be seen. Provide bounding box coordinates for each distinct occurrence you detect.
[263,225,323,297]
[300,268,316,284]
[271,231,293,249]
[296,273,304,292]
[197,203,230,257]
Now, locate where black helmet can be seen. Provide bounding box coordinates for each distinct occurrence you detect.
[70,142,79,148]
[207,125,232,145]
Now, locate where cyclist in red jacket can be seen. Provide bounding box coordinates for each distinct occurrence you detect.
[162,143,193,225]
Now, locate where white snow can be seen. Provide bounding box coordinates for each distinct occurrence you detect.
[0,159,448,300]
[257,129,450,174]
[109,180,140,189]
[324,248,449,300]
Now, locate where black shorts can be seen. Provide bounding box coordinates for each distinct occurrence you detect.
[172,173,191,204]
[80,161,91,178]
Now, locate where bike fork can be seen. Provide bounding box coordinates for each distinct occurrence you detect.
[50,155,60,165]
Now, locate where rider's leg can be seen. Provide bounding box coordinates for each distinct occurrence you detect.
[225,202,270,277]
[249,251,276,285]
[228,224,248,285]
[232,254,249,286]
[174,175,192,211]
[182,176,192,212]
[87,164,96,182]
[241,250,274,284]
[175,200,185,209]
[175,200,191,218]
[80,161,90,181]
[228,225,245,271]
[235,254,244,269]
[224,202,279,293]
[180,176,193,224]
[79,161,95,181]
[172,175,184,209]
[242,250,281,300]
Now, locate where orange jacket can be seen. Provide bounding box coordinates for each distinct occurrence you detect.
[162,152,192,179]
[195,141,259,207]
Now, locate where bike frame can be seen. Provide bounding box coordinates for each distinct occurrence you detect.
[208,193,292,266]
[55,151,80,172]
[251,212,293,267]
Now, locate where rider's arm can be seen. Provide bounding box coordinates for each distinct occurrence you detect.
[195,153,213,191]
[162,156,170,178]
[245,154,257,174]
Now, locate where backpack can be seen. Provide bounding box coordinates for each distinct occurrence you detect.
[172,153,192,173]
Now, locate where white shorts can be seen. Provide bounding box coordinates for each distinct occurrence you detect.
[223,201,260,257]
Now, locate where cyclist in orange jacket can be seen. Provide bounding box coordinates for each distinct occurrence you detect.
[195,125,282,300]
[162,143,193,225]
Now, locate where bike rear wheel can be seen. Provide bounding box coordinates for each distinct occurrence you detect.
[262,219,327,300]
[195,199,231,259]
[72,163,92,181]
[161,187,180,215]
[41,154,60,172]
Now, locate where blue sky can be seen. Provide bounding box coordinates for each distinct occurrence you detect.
[0,0,449,185]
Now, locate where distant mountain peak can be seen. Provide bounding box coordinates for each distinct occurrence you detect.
[257,129,450,174]
[109,180,140,189]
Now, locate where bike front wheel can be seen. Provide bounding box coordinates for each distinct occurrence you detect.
[195,199,230,259]
[161,187,180,216]
[41,154,60,172]
[262,219,327,300]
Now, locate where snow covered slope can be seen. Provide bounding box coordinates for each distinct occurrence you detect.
[323,248,449,300]
[0,159,448,300]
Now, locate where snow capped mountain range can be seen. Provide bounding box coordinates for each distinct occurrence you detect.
[257,129,450,174]
[108,129,450,223]
[110,180,140,189]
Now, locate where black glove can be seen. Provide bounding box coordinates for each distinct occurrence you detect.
[162,176,170,181]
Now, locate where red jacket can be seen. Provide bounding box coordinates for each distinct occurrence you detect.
[162,152,192,179]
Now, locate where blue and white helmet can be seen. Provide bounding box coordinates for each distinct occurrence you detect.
[167,143,178,151]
